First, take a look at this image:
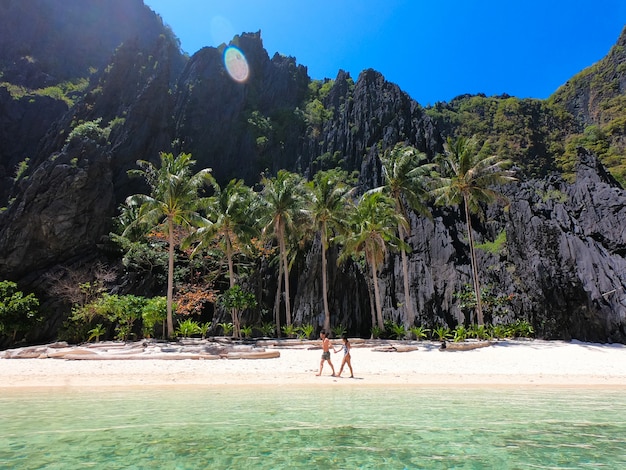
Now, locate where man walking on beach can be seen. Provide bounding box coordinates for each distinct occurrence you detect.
[315,330,336,376]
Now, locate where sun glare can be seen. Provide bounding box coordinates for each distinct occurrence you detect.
[223,46,249,83]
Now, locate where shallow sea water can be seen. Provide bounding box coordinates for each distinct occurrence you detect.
[1,386,625,469]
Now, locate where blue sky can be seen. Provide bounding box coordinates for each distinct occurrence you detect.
[144,0,625,106]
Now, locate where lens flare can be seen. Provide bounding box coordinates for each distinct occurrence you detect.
[223,46,249,83]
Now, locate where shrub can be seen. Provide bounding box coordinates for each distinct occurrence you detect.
[240,325,253,338]
[409,326,429,341]
[297,324,315,340]
[65,118,108,146]
[258,322,275,337]
[176,318,201,338]
[432,326,452,341]
[142,296,167,338]
[0,280,40,342]
[388,322,407,340]
[331,324,346,338]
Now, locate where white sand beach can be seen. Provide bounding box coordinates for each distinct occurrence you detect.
[1,339,626,388]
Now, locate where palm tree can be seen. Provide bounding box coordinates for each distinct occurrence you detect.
[307,169,352,333]
[371,143,434,328]
[259,170,310,329]
[125,152,213,338]
[339,191,409,331]
[186,179,258,337]
[431,137,516,325]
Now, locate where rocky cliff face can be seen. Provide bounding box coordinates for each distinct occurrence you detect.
[0,2,625,343]
[551,27,626,127]
[289,148,626,342]
[172,32,310,184]
[0,0,184,204]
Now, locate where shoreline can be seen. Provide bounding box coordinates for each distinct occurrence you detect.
[2,339,626,389]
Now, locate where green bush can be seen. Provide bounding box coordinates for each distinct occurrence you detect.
[142,296,167,338]
[408,326,429,340]
[175,318,201,338]
[432,326,452,341]
[297,324,315,340]
[0,280,40,342]
[65,118,108,146]
[68,293,165,342]
[258,322,275,338]
[240,325,253,338]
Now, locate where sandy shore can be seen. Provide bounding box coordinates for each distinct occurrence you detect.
[1,339,626,388]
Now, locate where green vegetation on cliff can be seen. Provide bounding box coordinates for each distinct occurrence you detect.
[425,94,577,179]
[550,27,626,185]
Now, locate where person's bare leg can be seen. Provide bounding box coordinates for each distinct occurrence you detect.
[337,357,346,377]
[315,359,324,376]
[329,359,336,376]
[346,357,353,377]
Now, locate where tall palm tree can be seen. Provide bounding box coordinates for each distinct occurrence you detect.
[431,137,516,325]
[339,191,409,331]
[260,170,310,329]
[186,179,258,337]
[307,169,352,333]
[371,143,434,328]
[125,152,213,338]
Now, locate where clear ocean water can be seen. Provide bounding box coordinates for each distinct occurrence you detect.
[1,386,625,469]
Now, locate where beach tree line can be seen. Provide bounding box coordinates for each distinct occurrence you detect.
[4,137,518,345]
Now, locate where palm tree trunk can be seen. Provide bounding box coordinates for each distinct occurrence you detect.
[321,225,331,333]
[365,267,376,338]
[226,236,239,338]
[279,225,292,327]
[369,254,385,330]
[463,195,484,325]
[166,217,175,338]
[398,223,415,328]
[274,256,283,337]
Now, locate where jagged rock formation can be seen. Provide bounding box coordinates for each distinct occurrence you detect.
[0,2,625,344]
[172,32,310,184]
[550,26,626,183]
[552,27,626,127]
[0,0,184,202]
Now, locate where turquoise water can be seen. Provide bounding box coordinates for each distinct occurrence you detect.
[1,386,625,469]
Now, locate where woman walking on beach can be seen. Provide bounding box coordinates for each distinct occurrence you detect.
[334,335,354,378]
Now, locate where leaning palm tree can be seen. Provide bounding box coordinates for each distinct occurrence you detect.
[259,170,310,329]
[431,137,516,325]
[370,143,435,328]
[339,191,409,332]
[186,179,258,337]
[125,152,214,338]
[307,169,353,333]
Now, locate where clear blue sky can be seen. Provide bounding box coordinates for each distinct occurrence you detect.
[144,0,625,106]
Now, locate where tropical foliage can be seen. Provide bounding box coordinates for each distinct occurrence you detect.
[307,169,352,333]
[0,281,40,342]
[125,152,214,338]
[339,191,409,332]
[432,137,516,325]
[259,170,310,331]
[4,139,537,344]
[370,143,434,328]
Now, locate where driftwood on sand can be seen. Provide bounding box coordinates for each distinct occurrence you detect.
[0,340,280,360]
[439,341,494,351]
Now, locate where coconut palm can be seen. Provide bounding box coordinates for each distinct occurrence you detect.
[370,143,435,328]
[431,137,516,325]
[307,169,353,333]
[125,152,214,338]
[259,170,310,329]
[339,191,409,332]
[186,179,258,337]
